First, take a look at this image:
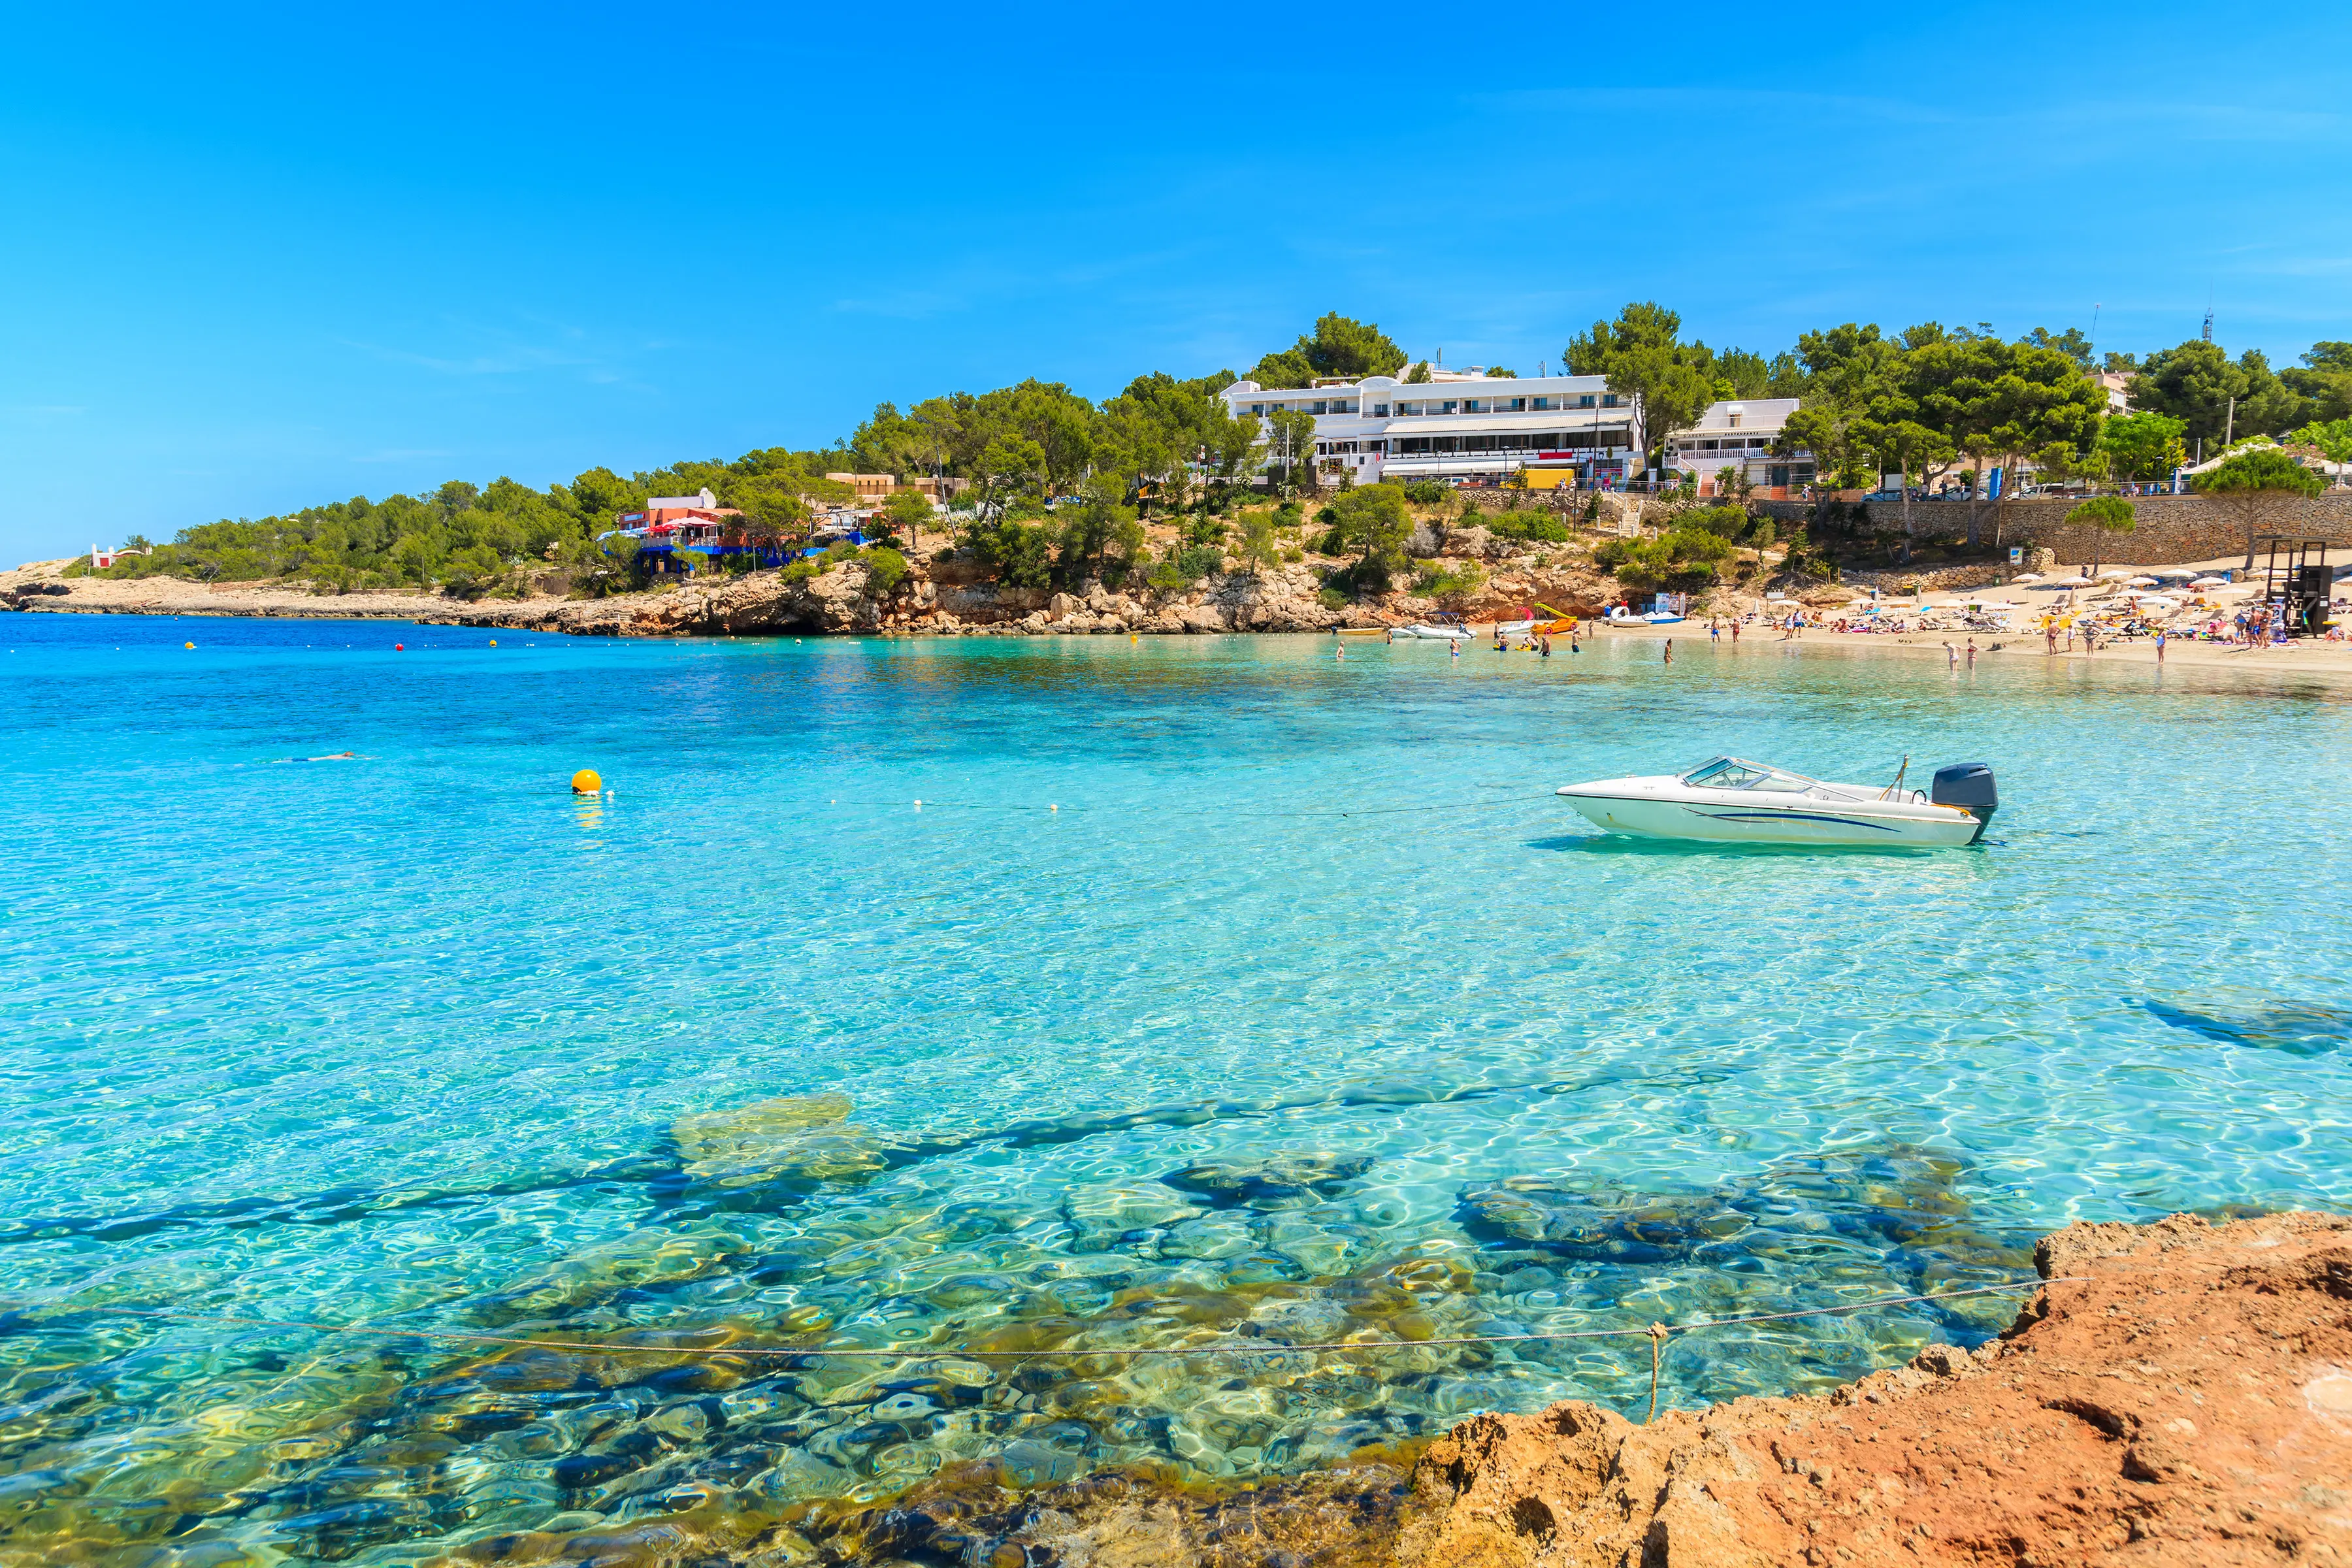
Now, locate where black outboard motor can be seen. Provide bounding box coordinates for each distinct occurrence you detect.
[1931,763,1998,843]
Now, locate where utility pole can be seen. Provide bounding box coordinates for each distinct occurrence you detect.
[2224,395,2236,449]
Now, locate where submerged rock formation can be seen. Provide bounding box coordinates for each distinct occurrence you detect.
[447,1211,2351,1566]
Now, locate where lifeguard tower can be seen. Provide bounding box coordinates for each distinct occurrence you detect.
[2255,536,2333,636]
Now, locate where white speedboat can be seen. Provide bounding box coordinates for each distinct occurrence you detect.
[1393,623,1473,640]
[1495,618,1536,636]
[1556,757,1997,847]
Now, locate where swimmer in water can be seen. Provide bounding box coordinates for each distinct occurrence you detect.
[273,751,361,763]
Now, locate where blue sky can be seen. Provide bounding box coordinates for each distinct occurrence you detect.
[4,1,2346,561]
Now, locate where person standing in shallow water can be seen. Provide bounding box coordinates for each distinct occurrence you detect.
[1663,639,1673,665]
[1966,638,1978,668]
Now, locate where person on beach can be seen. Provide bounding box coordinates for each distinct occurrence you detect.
[1450,638,1460,660]
[1730,619,1739,644]
[1965,638,1978,668]
[1541,636,1552,659]
[2155,629,2166,665]
[1944,640,1957,670]
[2046,621,2058,655]
[1663,639,1673,665]
[1709,617,1720,644]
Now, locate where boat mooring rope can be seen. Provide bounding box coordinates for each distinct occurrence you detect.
[891,791,1561,819]
[38,1279,2081,1423]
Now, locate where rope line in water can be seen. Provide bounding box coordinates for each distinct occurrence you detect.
[42,1280,2074,1363]
[895,792,1561,819]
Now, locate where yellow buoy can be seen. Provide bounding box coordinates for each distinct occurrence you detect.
[489,639,498,646]
[184,641,195,649]
[571,768,602,794]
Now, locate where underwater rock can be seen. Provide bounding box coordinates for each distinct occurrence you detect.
[668,1093,913,1191]
[1455,1143,2028,1279]
[474,1223,753,1318]
[1154,1211,1261,1260]
[2144,995,2349,1056]
[1060,1183,1207,1250]
[1162,1152,1378,1208]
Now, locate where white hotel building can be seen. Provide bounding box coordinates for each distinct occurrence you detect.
[1223,371,1814,497]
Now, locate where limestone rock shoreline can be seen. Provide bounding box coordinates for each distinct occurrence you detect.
[1,552,1616,639]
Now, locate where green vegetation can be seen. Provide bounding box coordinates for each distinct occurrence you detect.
[2290,417,2352,462]
[2063,495,2136,576]
[1412,560,1488,607]
[1317,485,1413,595]
[1595,526,1736,592]
[1482,512,1571,544]
[2097,412,2189,480]
[86,306,2345,604]
[1247,313,1407,388]
[2194,449,2327,568]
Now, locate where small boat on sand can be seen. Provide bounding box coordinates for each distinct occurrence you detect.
[1556,757,1998,847]
[1393,623,1474,640]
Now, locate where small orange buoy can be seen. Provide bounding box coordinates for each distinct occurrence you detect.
[395,642,405,651]
[489,639,498,646]
[572,769,602,794]
[183,641,195,649]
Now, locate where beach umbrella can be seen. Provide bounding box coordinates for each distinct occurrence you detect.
[2137,595,2181,610]
[2189,576,2228,588]
[2098,568,2133,580]
[2012,572,2044,582]
[2125,575,2159,586]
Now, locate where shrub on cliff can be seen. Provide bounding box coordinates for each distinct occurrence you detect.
[863,547,909,596]
[1486,514,1571,545]
[1413,561,1488,608]
[978,521,1054,589]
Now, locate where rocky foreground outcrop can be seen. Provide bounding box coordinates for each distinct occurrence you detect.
[735,1211,2352,1567]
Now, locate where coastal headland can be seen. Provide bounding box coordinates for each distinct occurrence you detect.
[10,545,2351,678]
[450,1210,2352,1567]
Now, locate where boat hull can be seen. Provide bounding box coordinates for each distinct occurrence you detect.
[1557,787,1980,847]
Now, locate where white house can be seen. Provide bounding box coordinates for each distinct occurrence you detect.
[1222,371,1644,487]
[1223,374,1819,496]
[1662,399,1812,497]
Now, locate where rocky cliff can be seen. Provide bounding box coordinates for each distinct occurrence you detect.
[3,547,1616,638]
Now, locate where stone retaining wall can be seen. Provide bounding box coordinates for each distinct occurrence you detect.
[1757,492,2352,566]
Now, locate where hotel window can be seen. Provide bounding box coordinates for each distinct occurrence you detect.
[1249,404,1265,416]
[1371,403,1390,416]
[1698,439,1720,451]
[1507,398,1526,412]
[1577,395,1596,408]
[1531,397,1552,410]
[1441,400,1458,414]
[1313,401,1328,416]
[1462,399,1484,414]
[1396,401,1417,416]
[1601,394,1620,408]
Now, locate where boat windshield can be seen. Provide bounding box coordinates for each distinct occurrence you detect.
[1680,757,1818,792]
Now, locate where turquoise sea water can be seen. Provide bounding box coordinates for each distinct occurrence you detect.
[3,613,2349,1564]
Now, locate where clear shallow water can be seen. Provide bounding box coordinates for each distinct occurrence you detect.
[2,614,2348,1564]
